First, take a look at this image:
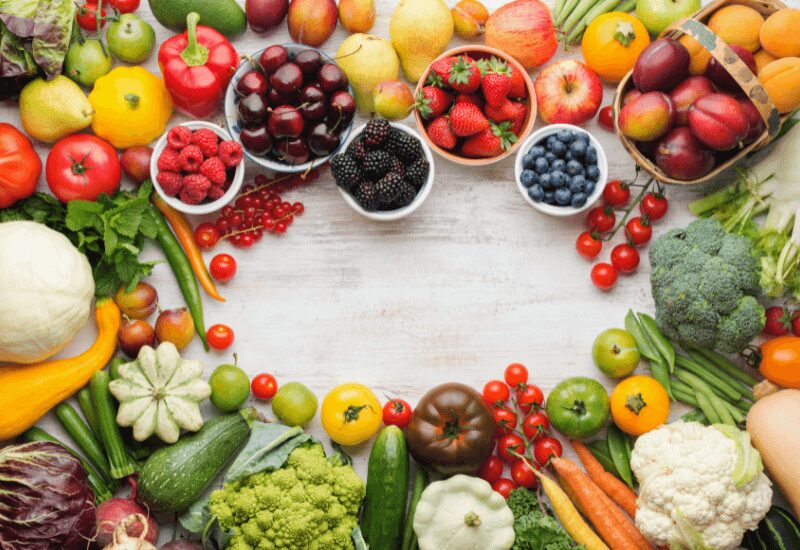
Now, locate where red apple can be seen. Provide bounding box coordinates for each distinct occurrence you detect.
[670,76,714,125]
[247,0,289,32]
[618,91,675,141]
[287,0,337,47]
[656,127,715,180]
[485,0,557,69]
[688,93,749,150]
[737,96,765,143]
[534,60,603,125]
[706,45,757,91]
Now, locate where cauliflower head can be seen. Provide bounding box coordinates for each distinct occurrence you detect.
[631,422,772,550]
[649,218,765,353]
[209,443,365,550]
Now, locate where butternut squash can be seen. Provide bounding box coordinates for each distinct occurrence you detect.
[746,389,800,519]
[0,299,120,440]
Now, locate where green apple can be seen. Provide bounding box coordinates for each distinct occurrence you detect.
[592,328,641,378]
[107,14,156,64]
[635,0,701,36]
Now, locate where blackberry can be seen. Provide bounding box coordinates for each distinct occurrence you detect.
[387,129,423,163]
[347,137,367,162]
[375,173,404,208]
[393,181,417,208]
[388,156,405,178]
[363,150,393,181]
[404,158,429,190]
[363,118,391,148]
[330,154,362,192]
[353,181,379,211]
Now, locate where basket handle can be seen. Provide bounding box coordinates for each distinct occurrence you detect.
[669,17,781,138]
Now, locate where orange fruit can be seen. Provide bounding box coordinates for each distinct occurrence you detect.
[680,35,711,75]
[707,5,765,52]
[760,9,800,58]
[759,57,800,113]
[754,49,777,74]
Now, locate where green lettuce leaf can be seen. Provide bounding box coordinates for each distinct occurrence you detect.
[0,0,74,78]
[0,21,35,76]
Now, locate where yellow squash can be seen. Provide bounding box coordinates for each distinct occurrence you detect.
[0,299,120,440]
[321,383,382,446]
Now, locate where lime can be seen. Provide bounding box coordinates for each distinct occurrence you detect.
[272,381,318,427]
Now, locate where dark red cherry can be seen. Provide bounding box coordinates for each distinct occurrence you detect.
[318,63,348,93]
[267,87,298,107]
[327,91,356,126]
[276,138,310,165]
[259,45,289,74]
[241,125,273,156]
[307,122,340,156]
[268,105,304,139]
[238,93,268,125]
[269,62,303,94]
[295,49,322,76]
[236,70,269,97]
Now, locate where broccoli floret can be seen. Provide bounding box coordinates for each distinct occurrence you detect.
[650,218,765,353]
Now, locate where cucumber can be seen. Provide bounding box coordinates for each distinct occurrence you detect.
[138,408,257,513]
[148,0,247,37]
[361,426,410,550]
[743,506,800,550]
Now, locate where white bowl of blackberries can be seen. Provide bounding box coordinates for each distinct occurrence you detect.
[515,124,608,217]
[225,44,355,173]
[331,119,435,221]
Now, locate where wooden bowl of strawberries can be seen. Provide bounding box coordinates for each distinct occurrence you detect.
[413,45,536,166]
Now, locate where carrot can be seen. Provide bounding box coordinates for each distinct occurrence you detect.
[152,195,225,302]
[551,457,652,550]
[572,439,638,518]
[532,468,610,550]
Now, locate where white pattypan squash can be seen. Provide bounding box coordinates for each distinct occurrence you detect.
[413,474,515,550]
[109,342,211,443]
[0,221,94,364]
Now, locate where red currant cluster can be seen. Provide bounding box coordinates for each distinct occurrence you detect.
[575,175,669,291]
[193,171,320,250]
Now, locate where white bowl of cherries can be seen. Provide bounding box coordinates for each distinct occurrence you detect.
[225,44,356,174]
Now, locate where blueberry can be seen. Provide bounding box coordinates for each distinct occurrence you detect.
[556,130,574,143]
[538,173,553,189]
[585,146,597,164]
[576,132,590,143]
[566,160,583,176]
[565,151,574,162]
[544,191,555,204]
[544,151,556,163]
[585,182,596,195]
[570,175,587,193]
[554,187,572,205]
[521,169,538,188]
[550,140,567,157]
[534,157,549,174]
[528,184,544,202]
[570,140,587,159]
[546,135,558,149]
[523,152,537,168]
[550,170,567,188]
[585,164,600,181]
[551,159,566,172]
[529,145,545,158]
[571,193,588,208]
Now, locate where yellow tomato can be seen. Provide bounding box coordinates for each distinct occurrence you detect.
[321,383,382,446]
[610,375,669,436]
[581,12,651,83]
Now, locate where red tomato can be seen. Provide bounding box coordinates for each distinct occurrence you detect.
[511,460,538,488]
[640,193,669,221]
[210,254,237,283]
[497,433,525,463]
[76,2,107,30]
[626,216,653,246]
[504,363,528,388]
[533,436,563,466]
[516,384,544,412]
[46,135,121,202]
[493,407,518,433]
[491,477,517,499]
[483,379,510,404]
[611,244,640,274]
[591,263,618,291]
[586,206,616,233]
[251,373,278,400]
[598,105,615,132]
[576,231,602,260]
[522,411,550,440]
[109,0,140,13]
[383,398,413,428]
[207,324,234,350]
[478,455,504,484]
[602,179,630,206]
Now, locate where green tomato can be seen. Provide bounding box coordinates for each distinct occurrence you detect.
[546,376,610,439]
[209,360,250,413]
[64,39,112,87]
[106,14,155,64]
[592,328,640,378]
[272,381,318,427]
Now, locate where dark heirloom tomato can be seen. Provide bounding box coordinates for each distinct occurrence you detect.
[406,382,495,475]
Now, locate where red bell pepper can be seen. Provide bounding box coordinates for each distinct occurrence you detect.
[0,123,41,208]
[158,12,238,118]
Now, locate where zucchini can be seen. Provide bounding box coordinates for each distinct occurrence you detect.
[743,506,800,550]
[138,408,257,513]
[55,402,114,484]
[361,426,410,550]
[90,370,136,479]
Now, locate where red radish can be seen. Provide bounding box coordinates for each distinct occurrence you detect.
[95,478,158,547]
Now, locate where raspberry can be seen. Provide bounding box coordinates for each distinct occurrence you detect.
[191,128,219,158]
[157,148,181,172]
[167,125,192,150]
[179,145,204,173]
[207,185,226,201]
[218,140,243,167]
[156,171,183,197]
[200,156,227,185]
[180,174,211,204]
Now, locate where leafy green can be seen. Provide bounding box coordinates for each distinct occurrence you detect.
[0,0,74,78]
[508,488,583,550]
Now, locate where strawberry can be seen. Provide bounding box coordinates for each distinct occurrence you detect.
[764,306,791,336]
[480,57,512,108]
[508,66,528,100]
[455,94,484,109]
[461,121,518,158]
[484,99,527,134]
[416,86,453,120]
[427,116,457,150]
[428,57,457,88]
[449,102,489,137]
[448,56,481,94]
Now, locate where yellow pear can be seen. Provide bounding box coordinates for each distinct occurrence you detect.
[336,34,399,113]
[390,0,454,83]
[19,76,93,143]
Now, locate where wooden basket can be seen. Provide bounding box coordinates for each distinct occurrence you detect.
[614,0,788,185]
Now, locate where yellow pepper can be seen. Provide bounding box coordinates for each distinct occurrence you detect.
[89,66,173,149]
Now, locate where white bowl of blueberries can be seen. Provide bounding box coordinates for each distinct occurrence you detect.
[515,124,608,216]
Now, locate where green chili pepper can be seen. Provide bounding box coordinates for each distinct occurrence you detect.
[607,425,635,490]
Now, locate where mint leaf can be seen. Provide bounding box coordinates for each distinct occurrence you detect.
[66,200,104,232]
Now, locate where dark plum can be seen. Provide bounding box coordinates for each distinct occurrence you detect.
[275,138,310,165]
[270,62,303,94]
[295,49,323,76]
[632,38,690,92]
[318,63,348,93]
[706,45,757,91]
[268,105,304,138]
[240,124,273,156]
[236,70,269,97]
[738,96,765,144]
[307,122,340,156]
[655,127,715,180]
[246,0,289,33]
[259,45,289,74]
[238,93,268,125]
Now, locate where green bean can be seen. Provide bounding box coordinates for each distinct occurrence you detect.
[725,402,745,424]
[675,355,743,402]
[638,313,676,372]
[586,439,622,480]
[566,0,621,43]
[681,408,709,424]
[615,0,637,11]
[77,387,100,438]
[690,347,759,387]
[625,310,660,362]
[607,425,634,490]
[649,357,674,400]
[695,391,721,424]
[673,387,699,407]
[675,370,736,426]
[734,399,753,413]
[561,0,601,35]
[687,350,755,401]
[553,0,569,24]
[556,0,584,26]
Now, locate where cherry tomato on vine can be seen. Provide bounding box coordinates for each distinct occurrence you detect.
[626,216,653,246]
[533,436,563,466]
[383,398,412,428]
[586,206,615,233]
[493,407,518,433]
[522,411,550,440]
[492,478,517,499]
[210,254,237,283]
[109,0,140,13]
[602,180,630,207]
[76,2,107,31]
[576,231,602,260]
[640,193,669,221]
[611,244,640,274]
[194,222,220,249]
[251,373,278,400]
[497,433,525,463]
[504,363,528,388]
[516,383,544,412]
[207,324,235,350]
[598,105,615,132]
[483,379,510,404]
[511,460,538,489]
[478,455,504,484]
[591,263,618,291]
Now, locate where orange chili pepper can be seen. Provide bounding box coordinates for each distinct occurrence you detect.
[151,195,225,302]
